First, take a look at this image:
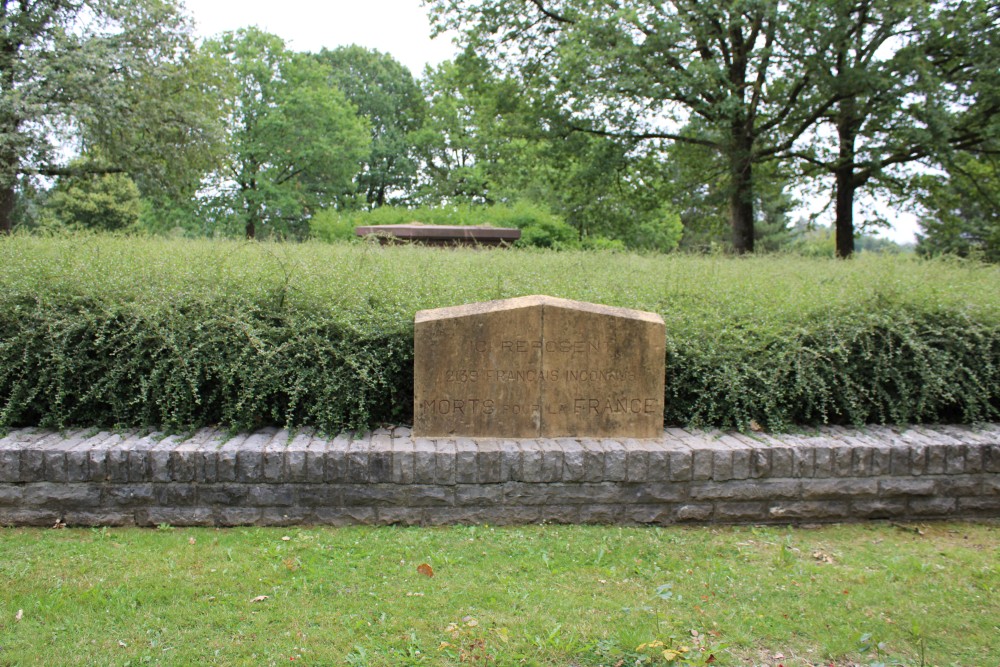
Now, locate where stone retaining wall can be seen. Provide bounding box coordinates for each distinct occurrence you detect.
[1,424,998,527]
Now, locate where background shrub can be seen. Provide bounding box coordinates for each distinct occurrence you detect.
[1,235,997,433]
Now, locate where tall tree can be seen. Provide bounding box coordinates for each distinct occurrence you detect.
[916,152,1000,262]
[783,0,998,257]
[315,46,425,208]
[204,29,369,239]
[0,0,218,233]
[427,0,836,252]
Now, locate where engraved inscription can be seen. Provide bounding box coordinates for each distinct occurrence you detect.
[413,295,666,438]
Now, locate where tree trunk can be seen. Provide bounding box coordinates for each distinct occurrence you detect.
[729,135,755,254]
[834,166,855,258]
[245,219,256,239]
[0,182,14,234]
[834,99,859,258]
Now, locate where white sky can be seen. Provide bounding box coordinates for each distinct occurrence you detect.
[178,0,918,244]
[181,0,458,76]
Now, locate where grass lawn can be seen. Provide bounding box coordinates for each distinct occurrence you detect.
[0,522,996,666]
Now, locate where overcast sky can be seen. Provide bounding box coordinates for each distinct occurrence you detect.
[181,0,458,76]
[178,0,918,243]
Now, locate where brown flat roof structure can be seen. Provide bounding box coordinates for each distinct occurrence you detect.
[354,222,521,247]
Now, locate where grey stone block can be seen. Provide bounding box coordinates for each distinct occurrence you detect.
[691,448,714,481]
[578,504,623,524]
[155,483,197,507]
[44,448,68,483]
[408,485,454,507]
[768,501,850,520]
[624,505,677,525]
[964,444,986,474]
[536,504,580,524]
[0,508,61,526]
[261,508,311,526]
[376,507,424,526]
[519,442,544,483]
[628,482,688,504]
[909,444,928,475]
[148,434,182,484]
[624,441,650,482]
[295,484,341,507]
[957,497,1000,513]
[540,443,563,483]
[714,502,767,522]
[314,506,377,526]
[455,485,503,506]
[305,435,328,483]
[675,504,713,522]
[791,446,815,478]
[341,484,410,508]
[851,446,872,477]
[454,439,479,484]
[851,499,908,518]
[771,447,794,478]
[870,446,892,476]
[285,431,312,483]
[413,438,437,484]
[0,448,21,483]
[945,445,967,475]
[475,440,502,484]
[105,484,155,507]
[262,439,286,483]
[24,483,100,508]
[63,510,135,526]
[559,439,585,483]
[751,448,772,479]
[434,440,457,485]
[985,444,1000,473]
[128,437,153,482]
[935,477,983,497]
[215,434,244,483]
[731,447,751,480]
[831,446,854,477]
[236,449,263,483]
[690,480,800,501]
[711,448,733,481]
[0,485,23,505]
[325,434,351,482]
[813,446,834,478]
[880,478,936,497]
[215,507,262,526]
[889,445,911,476]
[249,484,294,507]
[908,497,957,516]
[925,444,949,475]
[104,445,131,484]
[647,446,670,481]
[197,484,250,506]
[669,449,693,481]
[603,440,627,482]
[580,440,605,482]
[392,438,416,484]
[801,478,878,499]
[369,435,394,484]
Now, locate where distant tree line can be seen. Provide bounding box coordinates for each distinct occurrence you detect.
[1,0,996,258]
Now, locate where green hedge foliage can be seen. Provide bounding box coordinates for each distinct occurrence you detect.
[2,234,998,433]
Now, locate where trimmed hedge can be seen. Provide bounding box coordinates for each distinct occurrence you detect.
[1,234,998,433]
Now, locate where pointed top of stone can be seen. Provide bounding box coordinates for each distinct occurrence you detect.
[415,295,664,326]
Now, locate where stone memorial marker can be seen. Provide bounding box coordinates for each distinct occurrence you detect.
[413,295,666,438]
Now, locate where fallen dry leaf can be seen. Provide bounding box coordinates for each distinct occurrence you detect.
[15,609,23,622]
[417,563,434,577]
[812,551,835,564]
[188,537,196,545]
[749,420,764,432]
[281,536,291,541]
[251,595,269,603]
[118,640,127,648]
